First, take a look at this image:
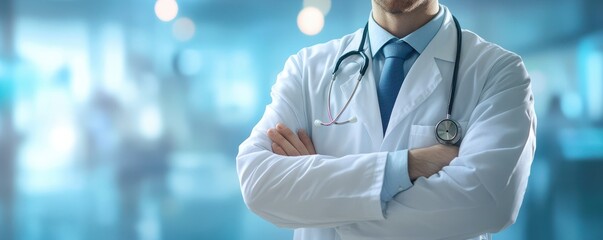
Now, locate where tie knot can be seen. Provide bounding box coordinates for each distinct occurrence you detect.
[382,40,414,59]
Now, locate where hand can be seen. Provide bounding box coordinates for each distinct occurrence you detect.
[408,144,459,182]
[267,123,316,156]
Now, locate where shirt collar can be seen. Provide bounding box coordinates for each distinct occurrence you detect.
[368,5,445,58]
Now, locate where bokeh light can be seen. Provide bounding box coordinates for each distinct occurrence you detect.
[154,0,179,22]
[49,121,78,155]
[138,105,163,140]
[172,17,196,41]
[297,7,324,36]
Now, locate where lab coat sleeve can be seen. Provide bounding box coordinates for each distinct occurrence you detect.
[336,53,536,239]
[237,53,389,229]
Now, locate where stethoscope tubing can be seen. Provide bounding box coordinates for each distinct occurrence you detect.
[316,16,464,146]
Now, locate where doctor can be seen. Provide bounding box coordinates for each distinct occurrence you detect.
[237,0,536,239]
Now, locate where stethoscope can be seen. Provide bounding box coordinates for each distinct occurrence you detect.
[314,16,464,145]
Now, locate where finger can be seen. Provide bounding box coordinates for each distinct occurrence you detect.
[298,129,316,155]
[272,143,287,156]
[267,128,301,156]
[275,123,309,155]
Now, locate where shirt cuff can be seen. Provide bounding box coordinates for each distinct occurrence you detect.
[381,149,413,203]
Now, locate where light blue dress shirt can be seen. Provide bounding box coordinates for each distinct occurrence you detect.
[369,7,446,205]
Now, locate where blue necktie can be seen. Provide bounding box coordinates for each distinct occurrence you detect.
[378,40,414,134]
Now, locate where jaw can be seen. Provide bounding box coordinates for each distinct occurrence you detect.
[372,0,428,14]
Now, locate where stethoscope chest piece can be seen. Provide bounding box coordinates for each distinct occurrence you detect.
[435,118,461,145]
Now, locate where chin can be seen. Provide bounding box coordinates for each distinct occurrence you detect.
[374,0,426,14]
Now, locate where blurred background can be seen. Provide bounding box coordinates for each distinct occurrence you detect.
[0,0,602,239]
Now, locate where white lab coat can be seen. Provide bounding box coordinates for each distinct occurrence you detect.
[237,6,536,240]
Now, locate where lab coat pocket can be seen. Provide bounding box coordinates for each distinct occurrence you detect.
[408,122,468,149]
[408,125,438,149]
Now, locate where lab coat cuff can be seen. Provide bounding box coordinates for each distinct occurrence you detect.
[381,149,412,203]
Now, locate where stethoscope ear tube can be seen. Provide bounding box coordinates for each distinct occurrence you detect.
[315,73,364,127]
[315,23,370,127]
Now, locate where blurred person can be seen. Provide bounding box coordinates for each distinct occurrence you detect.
[237,0,536,239]
[526,95,566,240]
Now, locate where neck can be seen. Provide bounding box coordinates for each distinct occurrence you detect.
[371,0,439,38]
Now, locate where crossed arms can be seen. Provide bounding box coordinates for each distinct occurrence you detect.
[267,123,459,183]
[236,52,536,239]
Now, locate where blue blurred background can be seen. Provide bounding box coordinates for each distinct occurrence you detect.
[0,0,602,239]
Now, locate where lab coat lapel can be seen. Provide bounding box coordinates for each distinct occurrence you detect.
[339,30,384,147]
[383,10,458,141]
